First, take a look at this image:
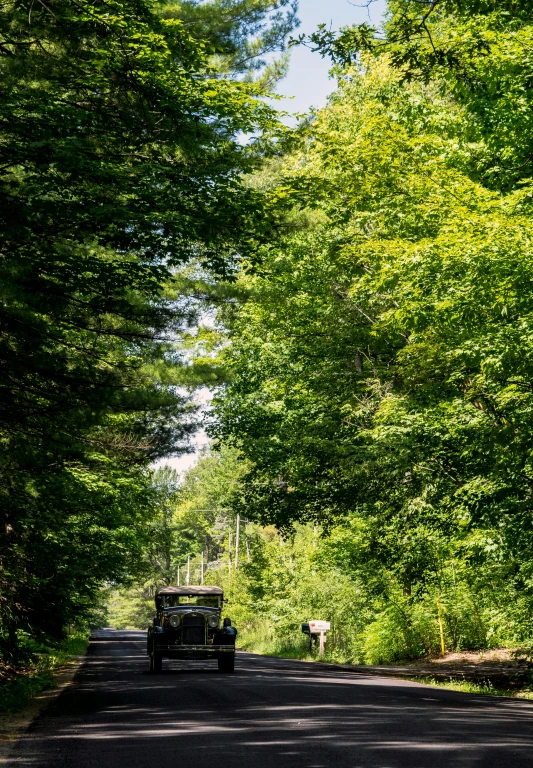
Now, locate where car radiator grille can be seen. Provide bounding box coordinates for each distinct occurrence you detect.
[181,614,205,645]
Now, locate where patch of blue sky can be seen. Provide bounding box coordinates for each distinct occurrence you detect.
[272,0,386,122]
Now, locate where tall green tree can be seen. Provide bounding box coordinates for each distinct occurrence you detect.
[162,0,299,84]
[0,0,295,661]
[301,0,533,190]
[210,46,533,624]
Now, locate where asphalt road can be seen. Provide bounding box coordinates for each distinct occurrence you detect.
[7,629,533,768]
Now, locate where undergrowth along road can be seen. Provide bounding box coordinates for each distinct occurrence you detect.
[0,634,89,714]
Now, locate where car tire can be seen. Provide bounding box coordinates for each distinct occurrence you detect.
[218,654,235,673]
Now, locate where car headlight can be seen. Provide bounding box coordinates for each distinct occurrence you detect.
[169,614,180,628]
[207,615,218,628]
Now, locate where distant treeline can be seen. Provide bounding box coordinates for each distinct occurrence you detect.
[110,447,532,663]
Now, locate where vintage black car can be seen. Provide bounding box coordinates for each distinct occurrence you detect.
[147,585,237,673]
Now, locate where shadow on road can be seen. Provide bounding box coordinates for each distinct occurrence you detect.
[9,629,533,768]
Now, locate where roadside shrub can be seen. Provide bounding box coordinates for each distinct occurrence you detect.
[363,600,441,664]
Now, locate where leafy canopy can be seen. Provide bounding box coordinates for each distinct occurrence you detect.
[0,0,295,660]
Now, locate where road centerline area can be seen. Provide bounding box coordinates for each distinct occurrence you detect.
[7,630,533,768]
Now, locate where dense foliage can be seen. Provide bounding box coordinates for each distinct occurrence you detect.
[0,0,295,665]
[199,2,533,657]
[110,449,531,664]
[163,0,298,83]
[7,0,533,671]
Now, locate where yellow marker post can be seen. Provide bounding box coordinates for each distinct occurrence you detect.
[436,597,445,656]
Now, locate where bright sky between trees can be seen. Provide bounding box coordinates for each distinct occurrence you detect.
[275,0,386,119]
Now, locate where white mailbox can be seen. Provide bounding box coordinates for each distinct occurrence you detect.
[309,620,330,633]
[308,620,330,657]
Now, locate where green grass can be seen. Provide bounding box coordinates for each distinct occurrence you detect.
[0,634,89,714]
[409,676,524,698]
[238,625,316,660]
[240,631,357,664]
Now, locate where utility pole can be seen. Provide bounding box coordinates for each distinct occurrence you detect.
[228,531,232,574]
[186,554,190,585]
[235,513,240,569]
[177,566,180,586]
[245,519,250,561]
[201,551,204,584]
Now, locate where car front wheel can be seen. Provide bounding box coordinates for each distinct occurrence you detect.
[218,654,235,673]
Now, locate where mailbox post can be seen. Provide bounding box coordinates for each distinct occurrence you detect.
[303,620,330,657]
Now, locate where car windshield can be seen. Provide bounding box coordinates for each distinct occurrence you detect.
[162,595,221,608]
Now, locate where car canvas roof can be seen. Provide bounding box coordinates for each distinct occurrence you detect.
[156,586,224,596]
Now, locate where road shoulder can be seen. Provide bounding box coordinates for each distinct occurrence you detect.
[241,649,533,695]
[0,653,86,765]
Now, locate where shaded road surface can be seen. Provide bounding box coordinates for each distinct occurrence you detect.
[8,630,533,768]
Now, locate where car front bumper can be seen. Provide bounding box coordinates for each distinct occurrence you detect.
[152,644,235,657]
